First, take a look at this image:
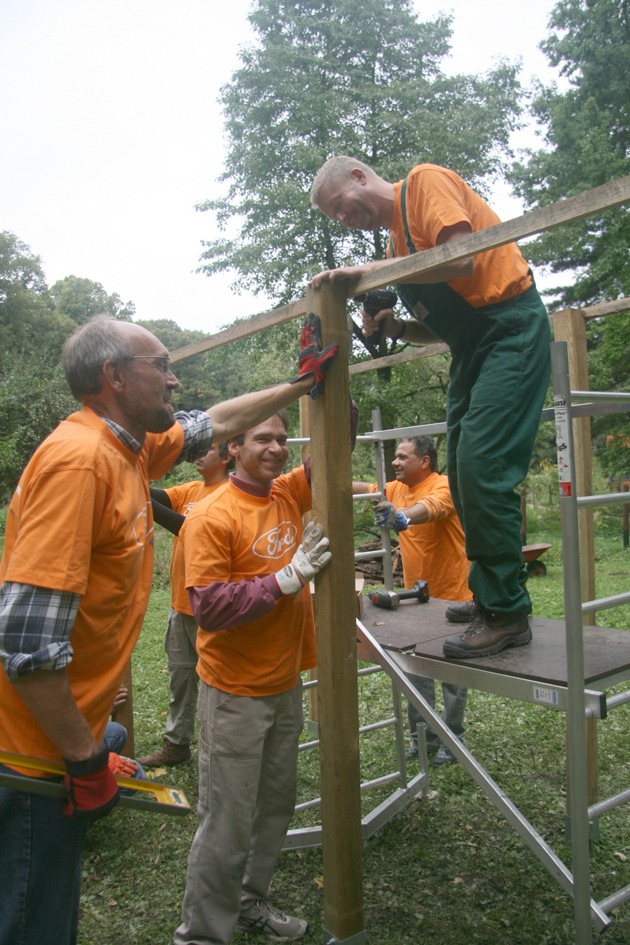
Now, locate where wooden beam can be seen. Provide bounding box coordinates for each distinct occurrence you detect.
[308,282,365,943]
[581,297,630,320]
[349,342,449,375]
[170,297,308,364]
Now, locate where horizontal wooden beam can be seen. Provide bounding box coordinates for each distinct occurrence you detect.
[348,342,449,374]
[170,297,308,364]
[581,297,630,321]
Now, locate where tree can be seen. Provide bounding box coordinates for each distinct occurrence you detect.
[198,0,522,364]
[509,0,630,307]
[0,234,141,497]
[50,275,135,325]
[0,356,76,502]
[588,311,630,481]
[0,231,56,359]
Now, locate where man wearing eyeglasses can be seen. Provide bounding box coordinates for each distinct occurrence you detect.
[0,313,338,945]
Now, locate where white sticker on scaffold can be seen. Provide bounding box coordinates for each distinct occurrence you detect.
[553,395,572,497]
[533,685,560,706]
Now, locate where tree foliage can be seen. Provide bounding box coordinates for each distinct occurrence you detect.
[50,275,135,325]
[509,0,630,307]
[0,232,141,497]
[587,311,630,479]
[0,230,67,360]
[0,355,77,502]
[198,0,522,347]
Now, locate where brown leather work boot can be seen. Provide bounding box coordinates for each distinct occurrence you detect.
[137,737,192,767]
[442,607,532,659]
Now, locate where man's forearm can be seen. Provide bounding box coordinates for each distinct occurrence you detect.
[189,575,280,632]
[151,498,185,536]
[404,501,431,525]
[13,669,99,762]
[208,379,312,442]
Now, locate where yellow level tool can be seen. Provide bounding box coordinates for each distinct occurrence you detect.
[0,749,190,816]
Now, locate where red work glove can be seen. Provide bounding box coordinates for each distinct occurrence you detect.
[108,753,138,777]
[62,746,120,819]
[291,313,340,399]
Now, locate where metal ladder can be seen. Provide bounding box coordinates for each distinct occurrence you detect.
[551,340,630,942]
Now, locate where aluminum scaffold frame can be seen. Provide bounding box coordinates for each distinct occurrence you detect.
[284,341,630,942]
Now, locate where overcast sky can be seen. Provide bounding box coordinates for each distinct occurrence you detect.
[0,0,560,334]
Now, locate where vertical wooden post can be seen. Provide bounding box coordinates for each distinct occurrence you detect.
[307,282,365,943]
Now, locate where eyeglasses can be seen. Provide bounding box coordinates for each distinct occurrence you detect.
[127,355,173,376]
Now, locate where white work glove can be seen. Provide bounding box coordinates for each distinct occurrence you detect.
[274,521,332,596]
[372,498,411,533]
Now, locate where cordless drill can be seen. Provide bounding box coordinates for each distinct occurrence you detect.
[355,288,398,342]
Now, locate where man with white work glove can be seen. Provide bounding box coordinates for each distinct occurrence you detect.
[173,392,357,945]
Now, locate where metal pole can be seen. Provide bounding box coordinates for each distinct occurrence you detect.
[371,408,394,590]
[551,341,593,945]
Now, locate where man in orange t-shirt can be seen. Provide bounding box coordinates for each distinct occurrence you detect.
[311,156,551,660]
[138,444,232,768]
[173,409,332,945]
[355,434,471,765]
[0,314,339,945]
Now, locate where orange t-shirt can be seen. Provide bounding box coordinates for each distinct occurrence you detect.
[370,472,471,602]
[164,479,228,614]
[389,164,533,307]
[0,406,184,763]
[182,467,316,697]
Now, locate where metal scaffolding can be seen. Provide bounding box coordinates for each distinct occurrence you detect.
[290,340,630,942]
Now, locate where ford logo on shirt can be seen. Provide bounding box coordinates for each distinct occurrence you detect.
[253,522,299,559]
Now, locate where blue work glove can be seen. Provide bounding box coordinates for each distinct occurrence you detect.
[372,498,410,533]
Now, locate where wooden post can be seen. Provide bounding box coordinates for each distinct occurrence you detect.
[307,282,365,943]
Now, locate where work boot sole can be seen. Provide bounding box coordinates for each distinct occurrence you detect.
[443,625,532,659]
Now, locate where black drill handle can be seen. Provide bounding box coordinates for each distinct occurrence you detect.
[355,289,398,343]
[400,580,430,602]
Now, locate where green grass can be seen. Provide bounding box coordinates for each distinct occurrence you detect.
[73,513,630,945]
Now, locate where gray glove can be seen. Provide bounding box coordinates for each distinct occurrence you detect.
[275,521,332,595]
[372,498,410,533]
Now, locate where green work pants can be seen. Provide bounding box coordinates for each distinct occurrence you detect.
[443,287,551,614]
[398,280,551,615]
